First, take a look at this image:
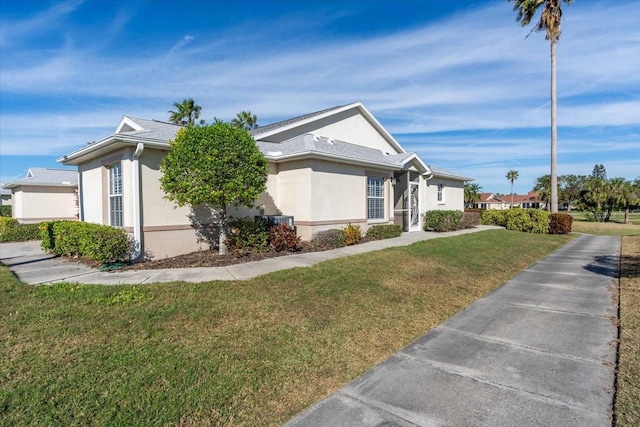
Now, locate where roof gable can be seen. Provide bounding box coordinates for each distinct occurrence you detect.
[252,102,406,155]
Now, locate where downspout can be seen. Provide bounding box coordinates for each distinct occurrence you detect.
[131,143,144,261]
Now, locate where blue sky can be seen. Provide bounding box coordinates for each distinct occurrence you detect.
[1,0,638,195]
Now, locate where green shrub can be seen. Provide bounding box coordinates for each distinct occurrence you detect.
[365,224,402,239]
[481,210,507,227]
[424,210,463,232]
[225,217,270,254]
[0,220,40,242]
[39,221,59,251]
[0,205,11,217]
[343,224,362,246]
[549,213,573,234]
[464,208,484,214]
[42,221,131,263]
[269,224,301,252]
[0,217,19,235]
[311,229,345,249]
[504,209,550,234]
[462,212,481,229]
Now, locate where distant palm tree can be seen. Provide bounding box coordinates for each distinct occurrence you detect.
[464,182,483,208]
[169,98,205,127]
[506,170,519,207]
[510,0,573,214]
[231,111,258,130]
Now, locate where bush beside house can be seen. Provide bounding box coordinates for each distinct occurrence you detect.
[0,217,40,242]
[481,208,551,234]
[40,221,131,264]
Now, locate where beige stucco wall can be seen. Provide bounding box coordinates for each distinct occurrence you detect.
[424,177,465,212]
[12,185,77,223]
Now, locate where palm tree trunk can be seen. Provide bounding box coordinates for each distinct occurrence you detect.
[624,206,630,224]
[550,40,559,214]
[510,181,514,208]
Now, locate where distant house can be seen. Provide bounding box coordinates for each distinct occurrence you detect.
[472,193,509,210]
[511,191,545,209]
[59,102,471,259]
[2,168,78,224]
[472,191,545,210]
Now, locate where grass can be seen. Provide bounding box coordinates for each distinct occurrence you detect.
[1,230,573,426]
[616,235,640,426]
[569,211,640,236]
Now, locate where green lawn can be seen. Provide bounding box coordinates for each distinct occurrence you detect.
[616,235,640,427]
[0,230,575,426]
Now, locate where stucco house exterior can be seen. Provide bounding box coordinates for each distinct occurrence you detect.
[2,168,78,224]
[0,186,11,206]
[472,193,509,210]
[472,191,545,210]
[59,102,471,259]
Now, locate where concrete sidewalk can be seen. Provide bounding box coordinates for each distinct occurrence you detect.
[0,225,501,285]
[285,234,620,427]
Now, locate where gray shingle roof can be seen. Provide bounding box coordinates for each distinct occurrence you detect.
[258,134,416,170]
[3,168,78,189]
[428,165,472,181]
[117,117,182,142]
[249,105,346,136]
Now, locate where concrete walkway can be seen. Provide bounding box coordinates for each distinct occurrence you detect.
[0,226,501,285]
[285,234,620,427]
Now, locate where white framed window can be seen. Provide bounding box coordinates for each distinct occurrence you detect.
[437,184,444,203]
[367,176,385,220]
[108,163,123,227]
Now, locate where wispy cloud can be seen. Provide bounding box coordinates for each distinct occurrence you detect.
[0,0,637,192]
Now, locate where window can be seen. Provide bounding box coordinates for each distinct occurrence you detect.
[108,163,123,227]
[367,177,385,220]
[437,184,444,203]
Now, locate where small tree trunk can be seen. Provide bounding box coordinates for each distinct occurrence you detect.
[218,206,228,255]
[624,206,630,224]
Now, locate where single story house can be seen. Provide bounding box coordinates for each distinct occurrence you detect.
[511,191,545,209]
[472,193,509,210]
[2,168,78,224]
[59,102,471,259]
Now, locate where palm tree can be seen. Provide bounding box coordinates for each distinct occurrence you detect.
[506,170,519,207]
[510,0,573,214]
[464,183,483,208]
[533,174,551,210]
[168,98,205,127]
[231,110,258,130]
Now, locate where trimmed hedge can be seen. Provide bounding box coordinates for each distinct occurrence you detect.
[0,205,11,217]
[462,212,481,229]
[0,218,40,242]
[311,229,345,249]
[424,210,463,232]
[549,213,573,234]
[39,221,131,264]
[270,224,301,252]
[481,209,551,234]
[225,217,270,253]
[365,224,402,239]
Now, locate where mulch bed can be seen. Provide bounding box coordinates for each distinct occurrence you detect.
[64,238,377,271]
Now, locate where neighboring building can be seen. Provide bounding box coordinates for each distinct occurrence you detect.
[0,186,11,206]
[59,102,471,259]
[471,193,509,210]
[472,191,545,210]
[2,168,78,223]
[511,191,545,209]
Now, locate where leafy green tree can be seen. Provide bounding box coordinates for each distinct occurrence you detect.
[510,0,573,214]
[559,174,586,211]
[168,98,205,127]
[231,110,259,130]
[160,122,268,254]
[533,174,551,210]
[464,182,483,208]
[506,170,519,207]
[580,165,609,221]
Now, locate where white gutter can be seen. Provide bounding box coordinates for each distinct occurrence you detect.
[131,142,144,261]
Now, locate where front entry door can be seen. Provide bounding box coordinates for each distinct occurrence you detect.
[408,182,420,231]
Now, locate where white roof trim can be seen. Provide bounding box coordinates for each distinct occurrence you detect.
[115,116,144,133]
[252,102,406,154]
